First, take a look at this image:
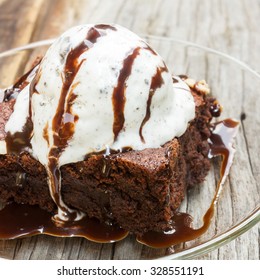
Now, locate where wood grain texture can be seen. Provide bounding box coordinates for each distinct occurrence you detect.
[0,0,259,260]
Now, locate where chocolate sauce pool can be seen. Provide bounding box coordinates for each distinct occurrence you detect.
[0,118,239,247]
[0,203,128,242]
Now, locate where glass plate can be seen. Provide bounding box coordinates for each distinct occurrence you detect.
[0,36,259,260]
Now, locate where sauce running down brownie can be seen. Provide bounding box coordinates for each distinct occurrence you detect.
[0,24,237,247]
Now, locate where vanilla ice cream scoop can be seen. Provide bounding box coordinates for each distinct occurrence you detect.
[4,24,195,221]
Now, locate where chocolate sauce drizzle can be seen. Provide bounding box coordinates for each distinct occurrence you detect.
[5,122,33,154]
[0,118,239,248]
[94,24,117,31]
[172,77,179,83]
[3,62,40,101]
[112,47,141,141]
[111,45,168,143]
[139,65,168,143]
[5,64,40,155]
[210,100,222,117]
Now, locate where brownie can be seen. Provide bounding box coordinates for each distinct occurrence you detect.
[0,79,216,234]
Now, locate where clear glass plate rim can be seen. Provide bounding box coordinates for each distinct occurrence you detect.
[0,37,259,260]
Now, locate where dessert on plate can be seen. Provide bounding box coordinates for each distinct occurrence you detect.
[0,24,237,247]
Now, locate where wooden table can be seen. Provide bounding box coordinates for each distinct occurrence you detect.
[0,0,259,260]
